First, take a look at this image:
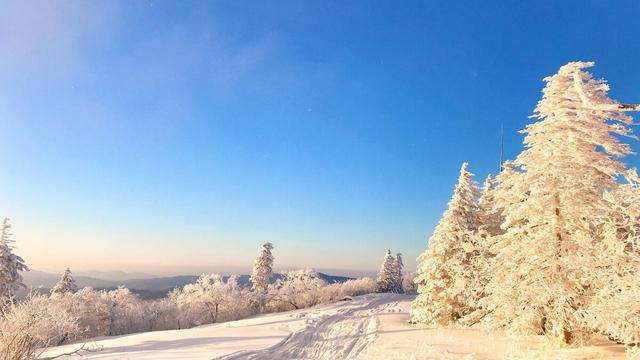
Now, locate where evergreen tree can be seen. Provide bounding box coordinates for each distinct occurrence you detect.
[411,162,480,325]
[477,175,504,238]
[394,253,404,293]
[0,218,28,300]
[583,171,640,345]
[250,242,274,292]
[51,268,78,297]
[481,62,637,343]
[376,250,396,293]
[461,168,514,325]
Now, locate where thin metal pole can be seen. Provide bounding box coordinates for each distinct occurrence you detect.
[499,121,504,173]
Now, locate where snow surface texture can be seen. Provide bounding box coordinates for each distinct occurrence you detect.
[41,294,626,360]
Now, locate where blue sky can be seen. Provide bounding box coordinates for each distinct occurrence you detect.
[1,1,640,276]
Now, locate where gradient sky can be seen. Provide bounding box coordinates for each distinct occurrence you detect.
[2,1,640,276]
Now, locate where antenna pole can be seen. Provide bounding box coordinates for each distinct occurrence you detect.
[499,121,504,173]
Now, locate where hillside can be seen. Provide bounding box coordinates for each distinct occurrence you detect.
[40,294,625,360]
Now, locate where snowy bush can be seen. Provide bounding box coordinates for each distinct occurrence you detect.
[0,293,80,360]
[266,269,326,312]
[144,296,180,331]
[317,277,377,303]
[173,274,252,327]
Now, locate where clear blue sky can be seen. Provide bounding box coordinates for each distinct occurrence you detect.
[1,1,640,276]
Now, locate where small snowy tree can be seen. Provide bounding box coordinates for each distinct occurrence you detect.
[411,162,480,325]
[50,268,78,297]
[0,218,29,301]
[376,250,397,293]
[250,242,274,292]
[394,253,404,293]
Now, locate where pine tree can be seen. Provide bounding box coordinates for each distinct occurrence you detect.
[376,250,397,293]
[461,168,514,325]
[481,62,637,343]
[250,242,274,292]
[477,175,504,238]
[51,268,78,297]
[0,218,28,300]
[394,253,404,293]
[411,162,480,325]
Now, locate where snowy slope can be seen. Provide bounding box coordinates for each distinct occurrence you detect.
[40,294,626,360]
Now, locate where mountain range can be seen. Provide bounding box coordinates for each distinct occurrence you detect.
[21,270,354,300]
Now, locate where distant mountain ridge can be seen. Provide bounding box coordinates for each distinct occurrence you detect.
[21,270,354,300]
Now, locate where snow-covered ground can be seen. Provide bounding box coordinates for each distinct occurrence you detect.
[41,294,627,360]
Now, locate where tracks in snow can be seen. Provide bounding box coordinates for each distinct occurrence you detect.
[217,295,399,360]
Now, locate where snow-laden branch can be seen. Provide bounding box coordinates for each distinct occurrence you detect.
[573,70,640,112]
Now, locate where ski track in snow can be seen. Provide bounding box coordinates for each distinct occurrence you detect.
[218,295,395,360]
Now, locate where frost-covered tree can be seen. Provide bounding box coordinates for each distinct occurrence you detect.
[250,242,274,292]
[579,170,640,346]
[267,269,326,311]
[477,175,504,238]
[393,253,404,293]
[481,62,638,344]
[103,287,145,336]
[459,173,509,324]
[376,250,397,293]
[0,292,80,359]
[402,272,418,294]
[411,162,480,325]
[0,218,29,301]
[174,274,252,327]
[50,268,78,297]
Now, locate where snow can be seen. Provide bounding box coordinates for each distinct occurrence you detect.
[40,294,626,359]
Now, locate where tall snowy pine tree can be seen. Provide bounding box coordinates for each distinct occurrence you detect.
[480,62,638,343]
[411,162,480,325]
[0,218,28,300]
[376,250,397,293]
[250,242,274,292]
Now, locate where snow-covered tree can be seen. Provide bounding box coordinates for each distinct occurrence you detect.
[477,175,504,238]
[393,253,404,293]
[579,170,640,346]
[402,272,418,294]
[50,268,78,297]
[250,242,274,292]
[103,287,145,336]
[480,62,638,344]
[458,173,510,324]
[174,274,252,327]
[0,292,80,359]
[0,218,29,301]
[376,250,397,293]
[317,277,377,303]
[411,162,480,325]
[267,269,326,311]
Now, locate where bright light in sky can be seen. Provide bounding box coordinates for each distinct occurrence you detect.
[1,1,640,276]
